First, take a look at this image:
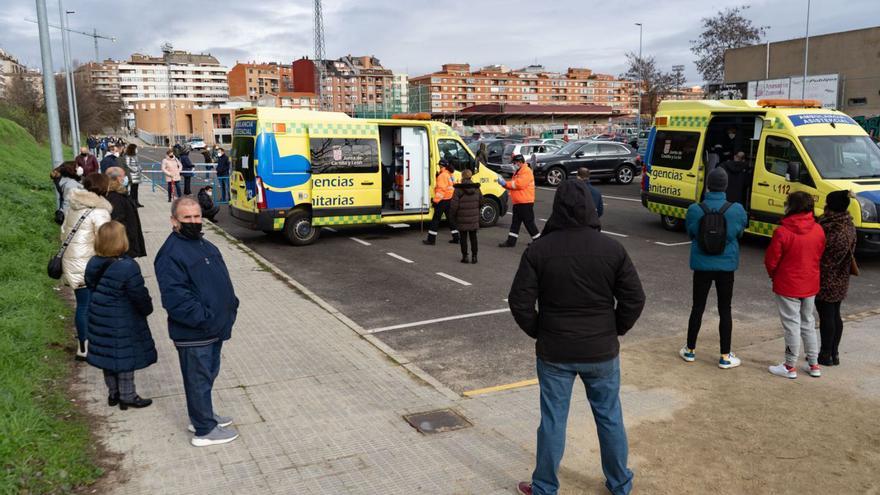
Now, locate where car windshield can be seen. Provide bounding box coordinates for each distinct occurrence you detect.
[558,142,582,155]
[799,135,880,179]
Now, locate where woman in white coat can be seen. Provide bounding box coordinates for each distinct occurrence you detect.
[61,173,113,360]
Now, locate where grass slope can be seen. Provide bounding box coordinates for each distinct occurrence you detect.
[0,118,101,493]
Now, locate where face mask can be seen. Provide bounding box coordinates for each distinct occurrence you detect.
[80,152,87,157]
[76,166,84,176]
[122,176,130,188]
[728,132,736,139]
[217,152,223,156]
[178,222,202,240]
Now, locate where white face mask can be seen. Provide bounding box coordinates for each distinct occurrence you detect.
[76,166,84,176]
[728,132,736,139]
[122,176,130,188]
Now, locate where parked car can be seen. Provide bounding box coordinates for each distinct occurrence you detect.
[527,137,567,147]
[533,140,640,186]
[468,138,521,173]
[188,137,207,150]
[502,142,562,164]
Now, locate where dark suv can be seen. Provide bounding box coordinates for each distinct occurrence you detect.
[534,140,639,186]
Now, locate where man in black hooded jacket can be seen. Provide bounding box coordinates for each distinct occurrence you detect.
[509,179,645,495]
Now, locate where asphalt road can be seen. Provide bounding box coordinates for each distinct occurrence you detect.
[140,147,880,393]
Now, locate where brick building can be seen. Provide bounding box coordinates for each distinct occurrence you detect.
[0,48,42,101]
[75,60,120,102]
[227,62,294,101]
[408,63,637,116]
[291,55,395,114]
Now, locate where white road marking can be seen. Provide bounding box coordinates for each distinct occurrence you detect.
[435,272,472,286]
[389,223,410,229]
[367,308,510,333]
[603,195,642,203]
[655,240,692,247]
[602,230,629,237]
[349,237,371,246]
[323,227,337,233]
[386,252,414,263]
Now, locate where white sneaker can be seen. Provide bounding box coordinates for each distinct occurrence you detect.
[803,364,822,378]
[718,353,741,369]
[191,425,239,447]
[187,414,233,433]
[769,363,797,379]
[75,339,88,361]
[679,346,695,362]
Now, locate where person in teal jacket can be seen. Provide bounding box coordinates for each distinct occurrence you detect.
[679,168,748,369]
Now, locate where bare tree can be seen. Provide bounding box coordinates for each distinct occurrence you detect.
[690,5,768,84]
[622,52,674,119]
[670,65,687,94]
[0,74,48,140]
[56,72,123,140]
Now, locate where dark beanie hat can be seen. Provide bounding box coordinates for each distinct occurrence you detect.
[825,190,851,213]
[707,167,728,192]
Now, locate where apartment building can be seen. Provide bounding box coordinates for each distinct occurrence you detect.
[291,55,394,114]
[227,62,294,101]
[75,60,120,102]
[0,48,42,100]
[408,63,637,115]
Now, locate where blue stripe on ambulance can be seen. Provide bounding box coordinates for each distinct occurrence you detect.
[256,132,311,209]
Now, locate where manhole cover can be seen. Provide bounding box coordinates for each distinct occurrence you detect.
[403,409,472,434]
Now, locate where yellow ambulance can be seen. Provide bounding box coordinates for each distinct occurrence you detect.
[227,108,508,245]
[641,99,880,253]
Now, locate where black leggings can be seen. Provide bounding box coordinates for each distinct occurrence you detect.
[130,183,140,204]
[687,270,734,354]
[816,299,843,359]
[459,230,478,256]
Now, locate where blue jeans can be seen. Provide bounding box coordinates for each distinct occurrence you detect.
[217,177,229,202]
[532,357,632,495]
[177,341,223,436]
[73,287,91,343]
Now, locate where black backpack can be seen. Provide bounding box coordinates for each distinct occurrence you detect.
[697,202,732,255]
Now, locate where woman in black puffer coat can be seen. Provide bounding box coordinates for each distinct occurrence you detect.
[449,169,482,264]
[85,221,157,410]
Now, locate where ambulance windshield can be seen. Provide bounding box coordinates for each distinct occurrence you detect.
[800,135,880,179]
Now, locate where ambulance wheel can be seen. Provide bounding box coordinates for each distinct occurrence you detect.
[615,164,636,184]
[479,198,501,227]
[283,211,320,246]
[660,215,684,231]
[545,167,566,187]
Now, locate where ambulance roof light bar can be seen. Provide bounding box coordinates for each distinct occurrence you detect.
[757,99,822,108]
[391,112,432,120]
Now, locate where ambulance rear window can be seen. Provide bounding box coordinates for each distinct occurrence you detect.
[650,130,701,170]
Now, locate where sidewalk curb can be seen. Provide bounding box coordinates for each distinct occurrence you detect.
[206,223,462,402]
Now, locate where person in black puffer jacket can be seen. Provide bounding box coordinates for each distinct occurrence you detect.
[85,221,157,410]
[449,169,482,263]
[508,179,645,495]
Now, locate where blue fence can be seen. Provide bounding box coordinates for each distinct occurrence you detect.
[141,162,230,205]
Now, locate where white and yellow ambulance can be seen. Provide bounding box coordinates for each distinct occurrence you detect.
[641,99,880,254]
[228,108,508,245]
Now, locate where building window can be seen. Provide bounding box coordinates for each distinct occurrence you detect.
[848,97,868,106]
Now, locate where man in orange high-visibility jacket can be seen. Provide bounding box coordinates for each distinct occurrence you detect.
[423,160,460,245]
[498,154,539,247]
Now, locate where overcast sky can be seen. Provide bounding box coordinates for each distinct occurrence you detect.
[2,0,878,84]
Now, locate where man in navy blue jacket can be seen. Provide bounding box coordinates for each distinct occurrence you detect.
[155,197,240,447]
[214,147,230,202]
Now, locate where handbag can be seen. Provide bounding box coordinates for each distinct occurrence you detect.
[53,180,65,225]
[850,254,860,277]
[48,208,94,279]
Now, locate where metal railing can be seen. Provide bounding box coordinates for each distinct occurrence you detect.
[141,162,230,205]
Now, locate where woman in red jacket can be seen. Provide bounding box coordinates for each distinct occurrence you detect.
[764,191,826,380]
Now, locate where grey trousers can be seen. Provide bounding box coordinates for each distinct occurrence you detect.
[103,369,137,401]
[775,294,818,367]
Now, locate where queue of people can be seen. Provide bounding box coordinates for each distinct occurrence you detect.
[50,162,240,445]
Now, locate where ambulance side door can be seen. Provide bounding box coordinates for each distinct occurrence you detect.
[309,136,382,219]
[752,133,818,222]
[646,129,704,205]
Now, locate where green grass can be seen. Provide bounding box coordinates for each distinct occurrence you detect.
[0,118,101,493]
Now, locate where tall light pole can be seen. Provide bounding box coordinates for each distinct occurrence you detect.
[58,0,79,149]
[35,0,63,167]
[162,42,177,145]
[802,0,811,99]
[635,22,643,130]
[65,9,81,144]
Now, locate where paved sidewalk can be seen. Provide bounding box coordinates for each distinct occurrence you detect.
[76,185,880,494]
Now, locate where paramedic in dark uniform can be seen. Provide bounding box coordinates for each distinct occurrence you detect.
[423,160,460,245]
[498,154,539,247]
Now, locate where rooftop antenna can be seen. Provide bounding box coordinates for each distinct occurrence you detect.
[314,0,326,110]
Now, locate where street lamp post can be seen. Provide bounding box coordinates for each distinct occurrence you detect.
[162,42,177,146]
[802,0,811,99]
[65,9,81,143]
[635,22,643,130]
[58,0,79,149]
